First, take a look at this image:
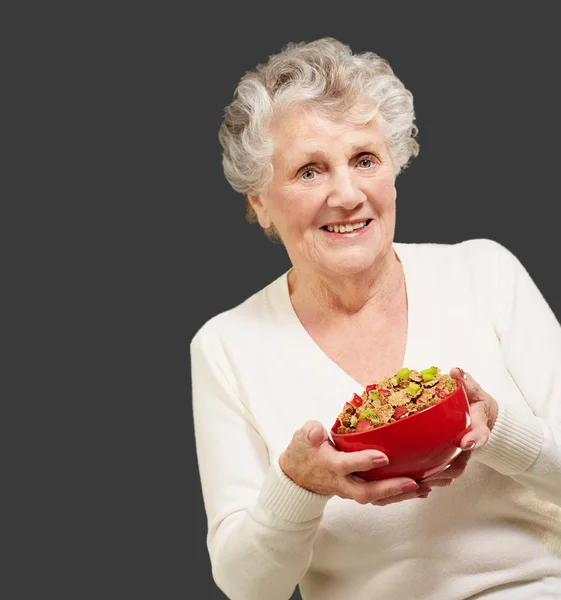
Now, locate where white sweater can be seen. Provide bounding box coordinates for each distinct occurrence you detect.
[190,239,561,600]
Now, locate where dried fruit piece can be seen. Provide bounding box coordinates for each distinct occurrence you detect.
[391,367,411,386]
[420,366,439,382]
[358,408,379,422]
[407,382,421,395]
[356,419,373,433]
[392,406,408,420]
[350,393,363,407]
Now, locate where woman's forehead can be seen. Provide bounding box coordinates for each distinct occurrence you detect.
[272,103,376,134]
[270,108,386,163]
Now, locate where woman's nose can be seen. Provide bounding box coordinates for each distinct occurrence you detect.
[326,170,366,210]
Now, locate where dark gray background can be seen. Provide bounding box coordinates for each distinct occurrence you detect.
[13,5,561,600]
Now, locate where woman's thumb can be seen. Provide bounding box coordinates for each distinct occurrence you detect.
[304,421,328,446]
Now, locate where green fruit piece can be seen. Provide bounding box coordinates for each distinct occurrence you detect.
[350,415,358,427]
[420,366,439,381]
[369,390,380,401]
[391,376,399,387]
[407,382,421,395]
[396,367,410,380]
[358,408,379,422]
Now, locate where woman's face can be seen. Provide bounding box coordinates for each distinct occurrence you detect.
[249,106,398,279]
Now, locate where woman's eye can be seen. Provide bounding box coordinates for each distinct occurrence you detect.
[302,169,316,180]
[358,157,375,169]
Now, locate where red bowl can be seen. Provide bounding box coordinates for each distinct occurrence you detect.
[330,379,472,481]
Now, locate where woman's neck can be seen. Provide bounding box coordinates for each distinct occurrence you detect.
[288,249,404,320]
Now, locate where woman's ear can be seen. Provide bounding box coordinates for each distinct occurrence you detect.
[247,194,272,229]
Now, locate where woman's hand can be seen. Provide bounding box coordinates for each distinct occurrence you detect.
[421,366,499,487]
[279,421,432,505]
[453,366,498,450]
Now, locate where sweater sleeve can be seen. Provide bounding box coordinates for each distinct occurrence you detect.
[190,325,331,600]
[471,240,561,506]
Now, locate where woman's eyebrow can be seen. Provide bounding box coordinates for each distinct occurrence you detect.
[296,150,329,164]
[297,143,377,165]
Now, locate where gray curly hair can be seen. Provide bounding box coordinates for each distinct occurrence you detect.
[218,37,419,241]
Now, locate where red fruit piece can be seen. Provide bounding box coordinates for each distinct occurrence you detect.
[435,388,446,399]
[378,388,391,398]
[365,383,378,394]
[356,419,372,433]
[350,393,363,407]
[392,406,408,420]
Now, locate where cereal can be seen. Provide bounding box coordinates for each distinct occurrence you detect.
[335,366,458,434]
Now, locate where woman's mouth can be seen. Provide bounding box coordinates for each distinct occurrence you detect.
[321,219,372,235]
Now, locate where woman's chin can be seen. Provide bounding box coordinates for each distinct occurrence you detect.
[321,253,378,278]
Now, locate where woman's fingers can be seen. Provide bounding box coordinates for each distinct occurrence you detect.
[422,449,473,483]
[460,402,491,450]
[371,484,433,505]
[451,367,498,433]
[332,448,389,476]
[426,478,454,488]
[340,476,420,504]
[460,370,487,403]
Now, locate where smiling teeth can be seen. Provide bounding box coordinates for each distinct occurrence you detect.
[326,221,367,233]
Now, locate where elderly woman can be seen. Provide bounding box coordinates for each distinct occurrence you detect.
[190,38,561,599]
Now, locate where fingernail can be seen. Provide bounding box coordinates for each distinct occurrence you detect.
[372,455,389,467]
[463,440,476,450]
[402,481,419,493]
[416,494,430,499]
[457,368,467,380]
